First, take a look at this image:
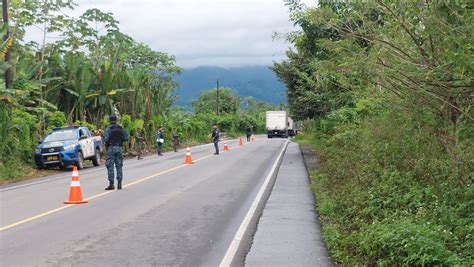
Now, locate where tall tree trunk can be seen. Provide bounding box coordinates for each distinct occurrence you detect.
[2,0,12,89]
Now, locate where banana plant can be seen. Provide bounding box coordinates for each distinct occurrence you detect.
[59,52,95,123]
[119,67,149,118]
[12,60,60,113]
[85,44,133,125]
[0,22,14,104]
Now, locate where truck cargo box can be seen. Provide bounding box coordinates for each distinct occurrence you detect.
[266,111,288,138]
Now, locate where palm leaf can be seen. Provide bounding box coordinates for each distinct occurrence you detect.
[85,92,100,99]
[62,87,80,97]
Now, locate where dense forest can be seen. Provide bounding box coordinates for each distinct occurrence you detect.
[0,1,275,180]
[275,1,473,265]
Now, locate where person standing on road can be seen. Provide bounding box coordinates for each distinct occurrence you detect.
[135,128,144,160]
[246,125,252,142]
[156,127,164,156]
[103,115,128,190]
[172,128,180,152]
[212,124,220,155]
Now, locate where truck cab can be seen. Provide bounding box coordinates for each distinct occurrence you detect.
[34,126,102,170]
[288,117,302,136]
[288,117,295,136]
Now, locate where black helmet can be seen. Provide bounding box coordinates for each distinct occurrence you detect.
[109,115,117,123]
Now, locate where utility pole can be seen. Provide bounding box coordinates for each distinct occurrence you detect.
[2,0,12,89]
[216,79,220,117]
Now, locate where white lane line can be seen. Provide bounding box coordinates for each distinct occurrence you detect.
[219,139,289,267]
[0,140,239,192]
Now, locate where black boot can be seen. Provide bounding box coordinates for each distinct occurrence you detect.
[105,184,115,190]
[117,182,122,190]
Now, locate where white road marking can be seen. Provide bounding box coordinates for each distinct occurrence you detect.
[219,139,289,267]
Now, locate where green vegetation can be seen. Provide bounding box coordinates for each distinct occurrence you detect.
[277,1,473,265]
[0,1,275,181]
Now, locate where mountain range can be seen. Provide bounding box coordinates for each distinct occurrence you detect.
[173,66,287,106]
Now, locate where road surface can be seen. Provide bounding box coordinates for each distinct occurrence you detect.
[0,138,330,266]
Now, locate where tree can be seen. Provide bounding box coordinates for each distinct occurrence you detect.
[192,88,240,115]
[276,1,473,130]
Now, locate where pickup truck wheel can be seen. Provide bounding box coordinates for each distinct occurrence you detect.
[92,148,101,166]
[77,151,84,170]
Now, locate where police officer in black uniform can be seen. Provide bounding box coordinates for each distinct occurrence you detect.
[212,124,220,155]
[103,115,128,190]
[246,125,252,142]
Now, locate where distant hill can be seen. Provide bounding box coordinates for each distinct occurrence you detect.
[174,66,287,106]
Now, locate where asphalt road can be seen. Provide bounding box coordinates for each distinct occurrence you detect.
[0,138,289,266]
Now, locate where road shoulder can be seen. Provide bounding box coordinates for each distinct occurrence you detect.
[245,141,333,266]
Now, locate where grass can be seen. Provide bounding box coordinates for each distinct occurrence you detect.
[293,115,473,266]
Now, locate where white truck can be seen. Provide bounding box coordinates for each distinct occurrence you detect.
[288,117,302,136]
[266,111,289,138]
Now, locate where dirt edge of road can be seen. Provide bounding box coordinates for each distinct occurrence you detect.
[299,144,318,171]
[298,143,336,265]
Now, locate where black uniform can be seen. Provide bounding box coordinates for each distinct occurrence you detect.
[246,126,252,142]
[103,116,128,190]
[212,128,220,155]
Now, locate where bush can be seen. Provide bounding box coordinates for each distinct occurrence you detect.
[0,108,38,180]
[299,97,473,265]
[12,109,38,163]
[46,111,66,131]
[73,119,96,131]
[356,220,459,266]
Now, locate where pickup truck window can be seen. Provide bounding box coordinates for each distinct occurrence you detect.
[84,128,92,137]
[79,129,87,138]
[44,129,78,142]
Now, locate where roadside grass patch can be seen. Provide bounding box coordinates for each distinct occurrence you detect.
[0,160,60,184]
[297,110,473,265]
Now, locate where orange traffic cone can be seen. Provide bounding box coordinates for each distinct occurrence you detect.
[64,166,88,204]
[224,140,230,151]
[239,137,243,146]
[184,146,194,164]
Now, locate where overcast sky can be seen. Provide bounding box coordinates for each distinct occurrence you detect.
[25,0,313,69]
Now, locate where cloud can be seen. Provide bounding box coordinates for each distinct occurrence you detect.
[25,0,313,68]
